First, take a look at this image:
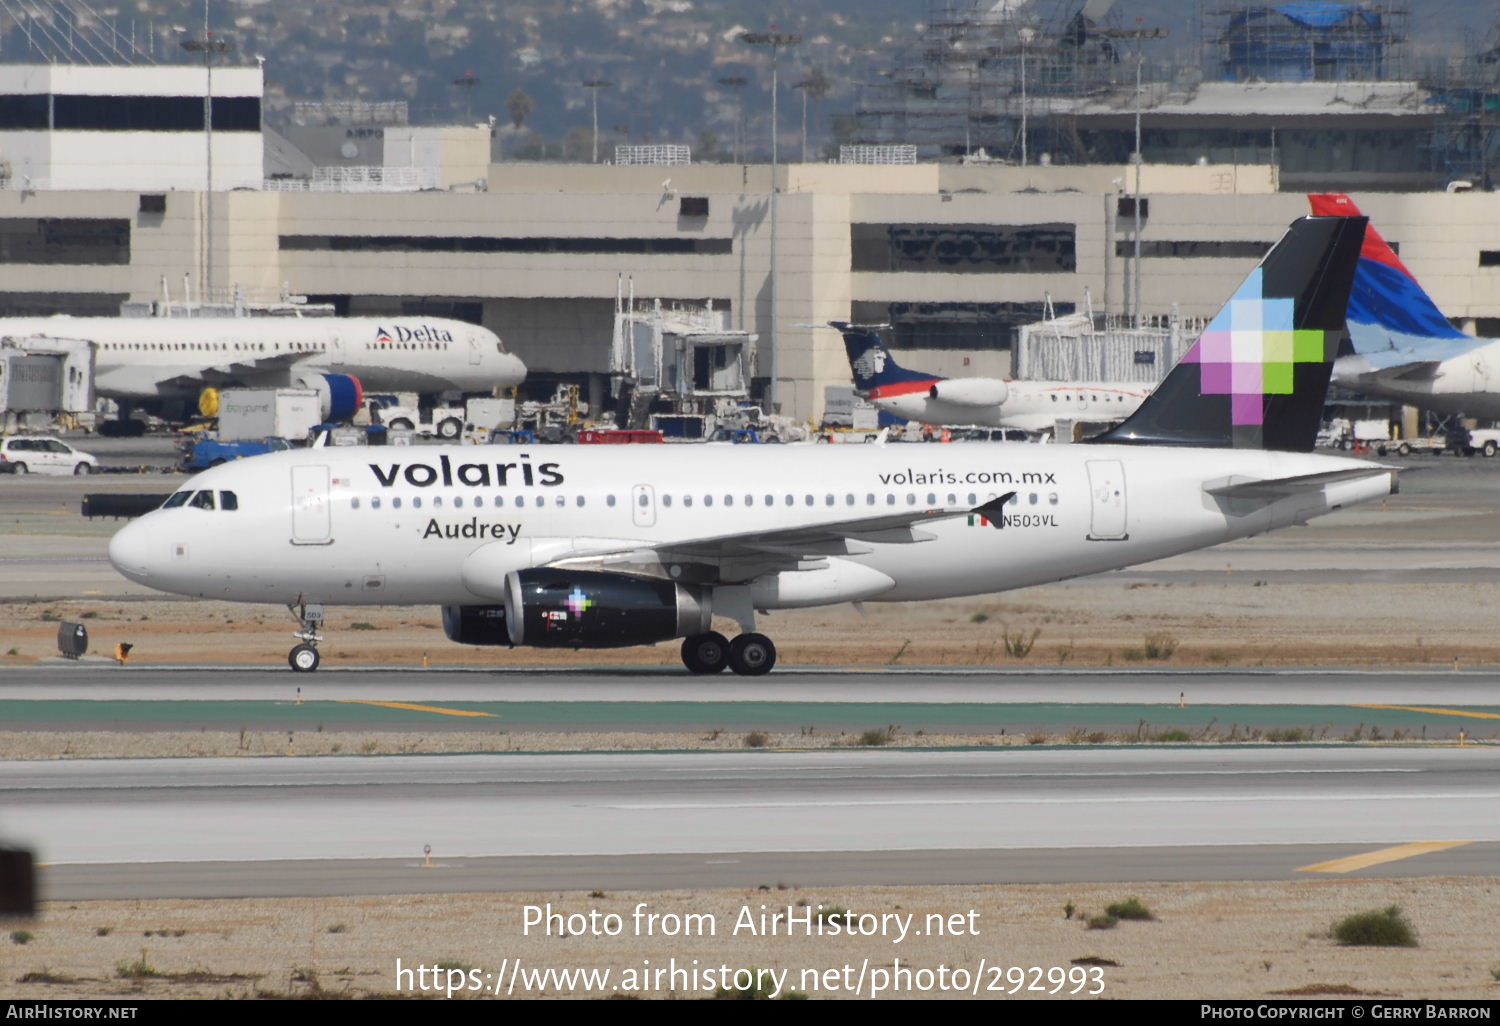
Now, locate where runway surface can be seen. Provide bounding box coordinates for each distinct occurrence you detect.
[3,667,1494,737]
[6,664,1497,704]
[6,746,1496,899]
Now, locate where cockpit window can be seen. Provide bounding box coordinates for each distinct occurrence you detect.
[219,491,238,511]
[162,491,191,509]
[189,490,216,510]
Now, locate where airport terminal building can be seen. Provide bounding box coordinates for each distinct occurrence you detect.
[1,65,1498,421]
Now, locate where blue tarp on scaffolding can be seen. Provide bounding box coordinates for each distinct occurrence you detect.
[1273,3,1377,30]
[1222,3,1387,82]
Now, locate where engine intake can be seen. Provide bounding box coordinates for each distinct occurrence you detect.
[503,569,709,648]
[296,373,365,421]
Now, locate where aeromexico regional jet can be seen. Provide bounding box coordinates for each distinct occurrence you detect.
[835,323,1151,431]
[109,216,1395,676]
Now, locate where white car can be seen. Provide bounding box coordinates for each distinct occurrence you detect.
[0,436,99,475]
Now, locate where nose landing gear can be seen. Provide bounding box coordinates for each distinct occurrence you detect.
[287,601,325,672]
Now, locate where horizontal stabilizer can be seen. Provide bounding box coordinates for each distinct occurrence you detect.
[1369,360,1442,384]
[1204,467,1394,500]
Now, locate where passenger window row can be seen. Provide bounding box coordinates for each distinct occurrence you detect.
[340,491,1064,512]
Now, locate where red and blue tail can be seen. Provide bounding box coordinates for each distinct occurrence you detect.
[1308,194,1469,348]
[831,322,941,400]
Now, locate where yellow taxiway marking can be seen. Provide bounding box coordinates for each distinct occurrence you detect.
[340,700,496,719]
[1357,704,1500,720]
[1297,841,1472,874]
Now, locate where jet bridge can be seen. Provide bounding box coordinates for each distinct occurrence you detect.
[609,292,756,430]
[0,335,95,432]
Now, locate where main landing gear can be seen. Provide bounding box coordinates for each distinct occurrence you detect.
[680,631,776,676]
[287,601,326,672]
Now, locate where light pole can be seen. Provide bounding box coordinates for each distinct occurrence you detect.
[741,30,800,414]
[583,79,612,163]
[1132,51,1143,329]
[1018,27,1034,167]
[716,76,747,163]
[452,71,479,122]
[181,30,234,305]
[792,79,811,163]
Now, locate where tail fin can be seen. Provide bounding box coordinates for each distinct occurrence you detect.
[831,322,940,398]
[1308,194,1468,345]
[1089,215,1365,452]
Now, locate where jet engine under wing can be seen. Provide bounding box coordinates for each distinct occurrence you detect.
[546,493,1018,583]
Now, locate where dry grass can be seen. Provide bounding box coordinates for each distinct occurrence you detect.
[4,879,1494,1000]
[2,579,1496,670]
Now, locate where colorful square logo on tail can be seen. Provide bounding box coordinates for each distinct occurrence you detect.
[1181,268,1328,427]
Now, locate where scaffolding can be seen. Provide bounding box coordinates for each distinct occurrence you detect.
[291,101,409,126]
[840,145,919,164]
[1203,2,1410,84]
[614,144,692,166]
[1420,23,1500,185]
[844,0,1170,162]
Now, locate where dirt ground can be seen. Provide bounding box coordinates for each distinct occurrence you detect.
[4,879,1497,1000]
[3,572,1498,672]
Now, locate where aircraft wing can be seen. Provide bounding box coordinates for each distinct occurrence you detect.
[96,352,312,397]
[173,352,311,387]
[545,493,1016,583]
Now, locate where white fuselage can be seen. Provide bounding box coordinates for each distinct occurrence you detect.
[109,442,1393,613]
[875,381,1151,432]
[0,316,525,399]
[1333,342,1500,420]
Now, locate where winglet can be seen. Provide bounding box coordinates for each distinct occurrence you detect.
[969,491,1017,529]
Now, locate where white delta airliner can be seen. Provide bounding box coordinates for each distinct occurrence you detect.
[1310,193,1499,419]
[108,215,1395,676]
[834,323,1151,431]
[2,315,525,421]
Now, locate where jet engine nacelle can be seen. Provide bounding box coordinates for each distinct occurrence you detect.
[929,378,1007,407]
[502,568,710,648]
[296,373,365,421]
[441,604,510,646]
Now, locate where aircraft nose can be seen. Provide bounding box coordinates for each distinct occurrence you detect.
[107,517,157,582]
